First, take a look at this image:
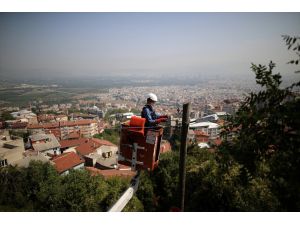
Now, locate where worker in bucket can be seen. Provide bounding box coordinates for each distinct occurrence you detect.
[141,93,168,128]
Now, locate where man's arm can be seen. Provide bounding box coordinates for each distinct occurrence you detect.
[154,111,161,118]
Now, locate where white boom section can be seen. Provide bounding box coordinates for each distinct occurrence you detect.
[108,171,141,212]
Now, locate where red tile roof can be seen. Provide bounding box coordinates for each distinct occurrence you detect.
[91,138,116,147]
[45,128,61,140]
[59,120,98,127]
[11,122,28,129]
[66,131,81,139]
[75,138,116,156]
[194,130,209,136]
[59,138,89,149]
[37,114,55,122]
[75,141,100,155]
[86,166,135,178]
[52,152,84,174]
[27,120,98,129]
[27,122,59,129]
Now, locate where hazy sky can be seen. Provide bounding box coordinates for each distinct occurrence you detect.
[0,13,299,79]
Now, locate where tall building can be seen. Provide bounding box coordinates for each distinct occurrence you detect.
[189,121,220,139]
[28,120,99,140]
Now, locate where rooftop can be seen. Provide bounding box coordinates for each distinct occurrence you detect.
[66,131,81,139]
[29,133,49,142]
[75,138,115,156]
[59,138,89,149]
[96,154,117,169]
[86,166,135,178]
[12,154,51,168]
[52,152,84,174]
[190,121,220,129]
[31,133,60,152]
[27,119,98,129]
[194,130,209,137]
[200,114,219,121]
[0,138,25,155]
[216,111,230,116]
[198,142,210,149]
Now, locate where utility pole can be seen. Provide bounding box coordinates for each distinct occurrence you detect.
[179,102,190,212]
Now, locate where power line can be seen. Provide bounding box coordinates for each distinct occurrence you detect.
[100,125,177,130]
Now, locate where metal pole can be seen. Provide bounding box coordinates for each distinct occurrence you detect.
[179,102,190,212]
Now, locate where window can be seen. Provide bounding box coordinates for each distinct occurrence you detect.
[102,151,112,158]
[0,159,8,167]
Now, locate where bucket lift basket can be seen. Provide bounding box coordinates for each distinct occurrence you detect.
[118,116,163,171]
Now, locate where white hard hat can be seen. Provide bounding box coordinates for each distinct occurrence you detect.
[147,93,158,102]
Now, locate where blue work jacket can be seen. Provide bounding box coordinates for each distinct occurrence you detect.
[141,104,161,128]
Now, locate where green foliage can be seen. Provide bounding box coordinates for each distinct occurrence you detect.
[8,129,31,142]
[282,35,300,71]
[223,62,294,171]
[104,108,128,121]
[93,128,120,145]
[123,196,144,212]
[169,126,181,151]
[186,146,279,211]
[61,170,106,211]
[45,110,60,115]
[67,108,86,114]
[218,35,300,210]
[136,152,180,211]
[130,108,141,115]
[0,111,14,121]
[151,152,180,211]
[136,144,279,212]
[0,161,141,212]
[135,171,155,211]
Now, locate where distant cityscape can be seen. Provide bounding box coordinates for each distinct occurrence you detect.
[0,76,252,173]
[1,69,300,175]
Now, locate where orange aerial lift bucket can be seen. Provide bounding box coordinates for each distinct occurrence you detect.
[118,116,163,171]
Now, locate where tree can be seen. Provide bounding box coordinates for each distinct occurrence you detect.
[93,128,120,145]
[104,108,128,122]
[0,111,14,121]
[135,151,180,211]
[185,145,279,211]
[60,169,109,211]
[220,35,300,210]
[282,35,300,72]
[169,125,181,151]
[0,161,142,212]
[135,171,156,211]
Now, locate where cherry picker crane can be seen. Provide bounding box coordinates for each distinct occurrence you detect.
[108,116,164,212]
